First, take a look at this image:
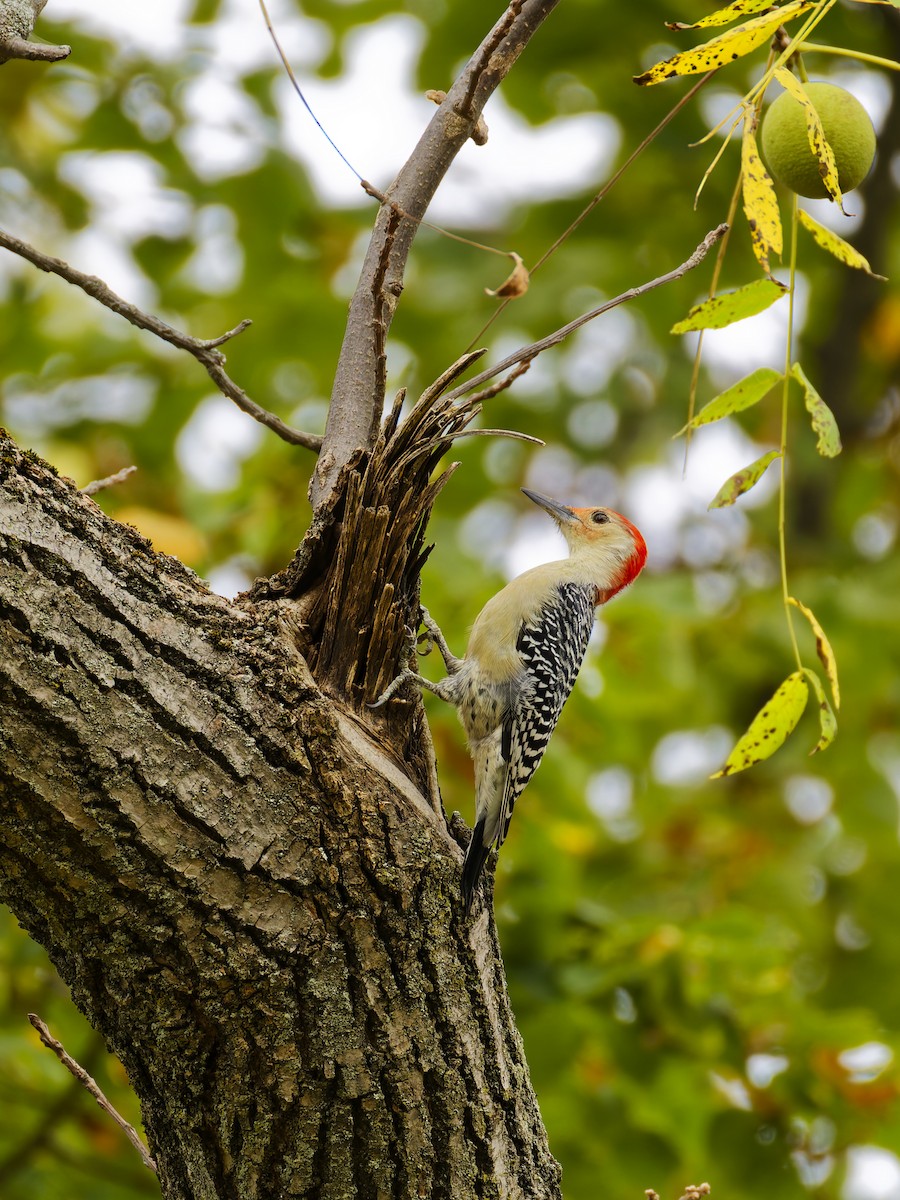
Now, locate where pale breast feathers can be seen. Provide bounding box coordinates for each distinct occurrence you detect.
[496,582,596,844]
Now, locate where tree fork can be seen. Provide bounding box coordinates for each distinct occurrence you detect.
[0,432,562,1198]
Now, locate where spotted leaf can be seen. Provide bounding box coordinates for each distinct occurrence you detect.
[677,367,783,435]
[742,106,782,276]
[802,668,838,754]
[671,277,786,333]
[635,3,815,86]
[709,449,781,508]
[666,0,780,31]
[712,671,809,777]
[791,362,842,457]
[773,68,843,208]
[790,598,840,709]
[799,209,887,279]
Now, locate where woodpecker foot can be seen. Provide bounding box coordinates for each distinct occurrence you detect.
[419,606,462,674]
[367,667,421,709]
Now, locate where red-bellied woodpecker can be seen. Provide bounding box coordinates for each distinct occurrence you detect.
[372,488,648,916]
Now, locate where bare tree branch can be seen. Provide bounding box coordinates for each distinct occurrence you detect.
[441,426,543,445]
[0,227,324,451]
[27,1013,158,1174]
[0,0,69,64]
[81,465,137,495]
[311,0,562,510]
[443,224,730,403]
[463,358,533,406]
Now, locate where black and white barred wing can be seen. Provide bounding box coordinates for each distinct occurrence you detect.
[497,582,596,847]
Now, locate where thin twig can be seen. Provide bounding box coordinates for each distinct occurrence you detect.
[424,427,545,452]
[0,35,70,62]
[0,227,323,452]
[310,0,561,508]
[0,1,70,65]
[261,4,512,260]
[465,69,718,351]
[464,359,532,406]
[444,224,729,403]
[449,427,544,445]
[81,465,137,495]
[27,1013,158,1174]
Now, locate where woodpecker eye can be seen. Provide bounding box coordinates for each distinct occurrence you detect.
[591,510,610,525]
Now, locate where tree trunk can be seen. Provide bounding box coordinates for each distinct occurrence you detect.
[0,432,562,1198]
[0,1,570,1191]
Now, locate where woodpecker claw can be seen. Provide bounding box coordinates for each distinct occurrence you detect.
[419,606,463,675]
[368,667,418,709]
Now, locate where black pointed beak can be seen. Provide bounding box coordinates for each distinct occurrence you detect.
[521,488,578,526]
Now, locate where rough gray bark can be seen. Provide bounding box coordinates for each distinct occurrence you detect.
[0,433,562,1199]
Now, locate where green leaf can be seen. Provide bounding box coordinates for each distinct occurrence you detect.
[790,362,842,456]
[677,367,783,435]
[712,672,809,777]
[671,278,786,333]
[802,668,838,753]
[634,3,815,86]
[798,209,887,279]
[708,449,781,508]
[666,0,779,31]
[790,598,841,709]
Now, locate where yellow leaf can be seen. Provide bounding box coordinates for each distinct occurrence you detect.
[741,106,783,276]
[667,0,779,31]
[634,2,815,86]
[798,208,887,279]
[712,671,809,777]
[802,668,838,754]
[789,598,841,709]
[772,68,843,208]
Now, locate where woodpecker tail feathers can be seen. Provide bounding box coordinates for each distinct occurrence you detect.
[461,817,491,917]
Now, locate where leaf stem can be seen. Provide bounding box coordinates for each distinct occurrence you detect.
[692,0,838,146]
[797,42,900,73]
[780,192,803,672]
[683,175,742,475]
[465,69,717,352]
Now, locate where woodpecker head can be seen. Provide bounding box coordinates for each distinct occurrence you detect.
[521,487,648,601]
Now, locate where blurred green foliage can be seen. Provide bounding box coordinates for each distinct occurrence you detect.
[1,1,899,1197]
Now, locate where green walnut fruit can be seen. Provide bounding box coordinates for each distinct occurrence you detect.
[761,81,876,199]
